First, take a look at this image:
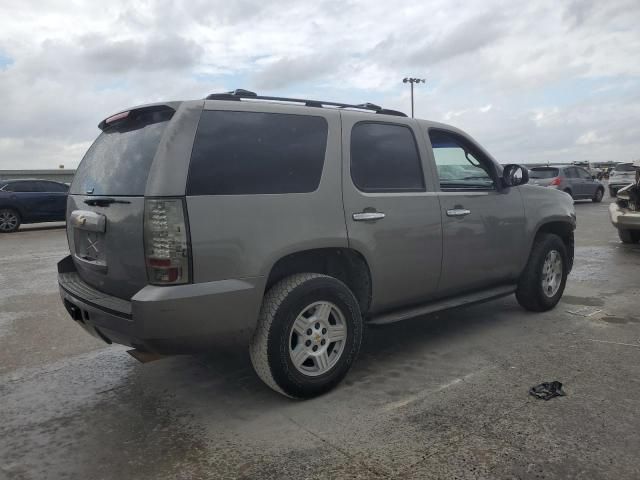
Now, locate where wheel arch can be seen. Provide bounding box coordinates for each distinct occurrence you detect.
[532,220,575,271]
[264,247,373,316]
[0,203,24,218]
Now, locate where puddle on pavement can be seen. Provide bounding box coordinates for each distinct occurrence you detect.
[600,316,640,325]
[562,295,605,307]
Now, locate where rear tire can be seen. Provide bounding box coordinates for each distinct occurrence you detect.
[0,208,21,233]
[563,188,573,200]
[249,273,363,399]
[592,188,604,203]
[516,234,569,312]
[618,229,639,244]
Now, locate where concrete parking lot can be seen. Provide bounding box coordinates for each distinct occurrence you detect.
[1,196,639,479]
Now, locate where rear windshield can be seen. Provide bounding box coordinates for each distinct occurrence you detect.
[71,109,173,196]
[530,167,559,179]
[614,164,635,172]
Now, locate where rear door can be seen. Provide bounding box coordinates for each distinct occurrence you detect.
[67,106,175,299]
[563,167,580,196]
[576,167,596,197]
[34,181,67,220]
[341,112,442,312]
[426,128,526,296]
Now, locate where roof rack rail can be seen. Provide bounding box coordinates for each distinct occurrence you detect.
[205,90,407,117]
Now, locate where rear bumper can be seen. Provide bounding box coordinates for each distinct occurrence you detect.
[609,182,633,191]
[58,255,265,353]
[609,203,640,231]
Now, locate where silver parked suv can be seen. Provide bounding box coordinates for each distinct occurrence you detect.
[59,90,576,398]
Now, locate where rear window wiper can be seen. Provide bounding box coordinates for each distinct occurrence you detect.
[84,198,131,207]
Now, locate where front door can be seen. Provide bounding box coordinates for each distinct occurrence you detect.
[425,128,526,296]
[341,111,443,313]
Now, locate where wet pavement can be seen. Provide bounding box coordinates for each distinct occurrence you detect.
[1,197,640,479]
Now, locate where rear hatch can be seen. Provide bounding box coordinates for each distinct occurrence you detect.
[611,164,636,184]
[529,167,560,186]
[67,106,175,299]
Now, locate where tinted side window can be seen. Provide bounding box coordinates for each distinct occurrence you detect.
[45,182,69,192]
[429,130,495,190]
[6,181,35,192]
[187,111,328,195]
[577,168,591,179]
[564,168,577,178]
[35,181,57,192]
[350,122,425,192]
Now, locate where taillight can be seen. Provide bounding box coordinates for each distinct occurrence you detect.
[549,177,562,186]
[144,198,191,285]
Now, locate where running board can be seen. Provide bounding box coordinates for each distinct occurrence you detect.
[368,284,516,325]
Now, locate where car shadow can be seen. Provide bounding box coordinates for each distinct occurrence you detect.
[152,296,522,408]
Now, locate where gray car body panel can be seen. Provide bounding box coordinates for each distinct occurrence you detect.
[340,111,443,312]
[417,120,528,295]
[187,100,346,284]
[529,165,604,199]
[59,98,576,354]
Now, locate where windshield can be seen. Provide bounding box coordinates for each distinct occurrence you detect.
[614,164,635,172]
[530,167,559,179]
[71,109,173,196]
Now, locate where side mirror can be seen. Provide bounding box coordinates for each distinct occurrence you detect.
[502,164,529,187]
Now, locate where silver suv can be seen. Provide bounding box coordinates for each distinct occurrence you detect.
[58,90,576,398]
[609,162,637,197]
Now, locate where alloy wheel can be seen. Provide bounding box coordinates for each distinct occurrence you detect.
[288,301,347,377]
[541,249,563,298]
[0,210,18,232]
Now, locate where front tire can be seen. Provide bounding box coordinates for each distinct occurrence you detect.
[618,229,639,244]
[250,273,363,399]
[516,234,569,312]
[0,208,21,233]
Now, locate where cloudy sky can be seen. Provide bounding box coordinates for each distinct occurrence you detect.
[0,0,639,169]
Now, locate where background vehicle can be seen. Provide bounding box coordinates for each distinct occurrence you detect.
[609,163,637,197]
[529,165,604,202]
[609,161,640,243]
[0,179,69,233]
[58,91,576,398]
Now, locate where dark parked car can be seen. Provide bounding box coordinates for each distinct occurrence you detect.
[0,179,69,233]
[529,165,604,202]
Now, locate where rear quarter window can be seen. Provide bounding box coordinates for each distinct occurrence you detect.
[187,110,328,195]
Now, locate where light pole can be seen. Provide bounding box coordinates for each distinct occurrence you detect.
[403,77,425,118]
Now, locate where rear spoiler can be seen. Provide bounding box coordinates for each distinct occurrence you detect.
[98,104,176,131]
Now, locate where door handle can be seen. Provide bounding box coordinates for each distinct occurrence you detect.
[353,212,386,221]
[446,208,471,217]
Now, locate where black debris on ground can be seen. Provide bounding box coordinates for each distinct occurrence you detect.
[529,381,566,401]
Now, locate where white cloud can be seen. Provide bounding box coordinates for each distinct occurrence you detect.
[0,0,640,168]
